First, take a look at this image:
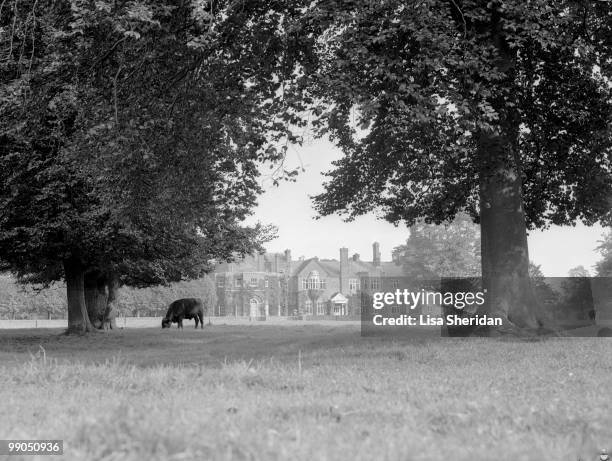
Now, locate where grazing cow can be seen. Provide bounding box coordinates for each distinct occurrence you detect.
[161,298,205,329]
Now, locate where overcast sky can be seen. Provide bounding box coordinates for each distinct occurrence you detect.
[248,138,606,277]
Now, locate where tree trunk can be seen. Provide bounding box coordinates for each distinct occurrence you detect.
[469,7,553,336]
[84,271,108,329]
[478,132,542,334]
[84,270,120,330]
[64,258,93,333]
[103,273,119,329]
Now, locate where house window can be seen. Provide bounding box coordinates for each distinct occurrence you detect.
[349,279,359,291]
[301,278,308,290]
[249,277,258,287]
[217,277,225,288]
[316,301,325,315]
[264,279,269,288]
[235,278,242,288]
[305,300,313,314]
[320,279,327,289]
[370,278,381,290]
[391,305,400,314]
[392,279,400,289]
[307,271,320,289]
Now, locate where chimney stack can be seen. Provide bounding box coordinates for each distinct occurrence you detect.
[352,253,360,261]
[373,242,381,267]
[340,247,349,293]
[257,253,264,271]
[284,249,292,273]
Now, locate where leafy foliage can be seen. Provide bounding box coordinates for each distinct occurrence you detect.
[393,213,480,278]
[0,275,66,319]
[298,0,611,228]
[568,265,590,277]
[292,1,610,330]
[116,276,217,317]
[528,262,545,283]
[0,1,302,288]
[0,273,217,319]
[595,230,612,276]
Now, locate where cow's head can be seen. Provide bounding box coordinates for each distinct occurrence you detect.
[161,318,172,328]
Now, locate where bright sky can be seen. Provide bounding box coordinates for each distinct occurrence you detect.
[247,138,606,277]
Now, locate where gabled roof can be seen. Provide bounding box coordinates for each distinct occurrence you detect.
[330,292,348,303]
[289,258,319,277]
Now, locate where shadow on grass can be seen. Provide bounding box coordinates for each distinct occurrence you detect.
[2,320,603,369]
[0,324,374,367]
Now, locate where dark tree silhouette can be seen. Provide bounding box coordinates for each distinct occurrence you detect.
[296,0,611,334]
[0,1,302,332]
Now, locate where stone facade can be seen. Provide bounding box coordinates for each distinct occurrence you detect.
[213,243,404,317]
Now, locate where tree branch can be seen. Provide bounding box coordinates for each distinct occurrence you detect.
[113,64,122,125]
[449,0,467,39]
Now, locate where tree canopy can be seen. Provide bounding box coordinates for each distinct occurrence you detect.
[295,0,611,333]
[303,0,611,227]
[0,0,304,331]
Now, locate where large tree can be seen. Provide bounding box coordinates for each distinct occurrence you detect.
[0,1,301,332]
[298,0,611,334]
[394,213,481,279]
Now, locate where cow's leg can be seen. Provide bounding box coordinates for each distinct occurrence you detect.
[200,313,204,329]
[194,315,199,329]
[178,318,183,329]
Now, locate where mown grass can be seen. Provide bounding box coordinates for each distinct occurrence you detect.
[0,324,611,461]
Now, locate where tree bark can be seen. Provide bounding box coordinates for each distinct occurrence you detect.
[84,270,119,330]
[478,132,542,333]
[64,257,93,333]
[84,271,108,329]
[469,7,552,335]
[103,273,119,329]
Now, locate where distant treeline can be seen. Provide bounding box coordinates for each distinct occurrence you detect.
[0,275,217,320]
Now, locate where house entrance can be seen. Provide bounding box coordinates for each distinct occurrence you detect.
[249,298,262,317]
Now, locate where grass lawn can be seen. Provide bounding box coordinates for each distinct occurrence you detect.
[0,323,611,461]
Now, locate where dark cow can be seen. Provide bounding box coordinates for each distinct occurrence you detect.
[161,298,205,329]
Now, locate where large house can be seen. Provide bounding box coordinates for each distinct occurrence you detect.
[213,243,404,317]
